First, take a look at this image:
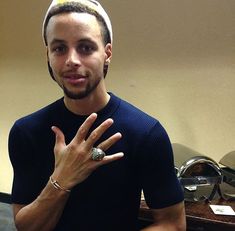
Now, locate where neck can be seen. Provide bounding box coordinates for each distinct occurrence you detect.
[63,90,110,116]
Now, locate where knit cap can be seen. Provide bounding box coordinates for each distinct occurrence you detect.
[42,0,113,45]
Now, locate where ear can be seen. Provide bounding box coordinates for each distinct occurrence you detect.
[104,43,112,64]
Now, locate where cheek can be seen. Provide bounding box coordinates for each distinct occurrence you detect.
[49,56,62,72]
[87,55,105,70]
[48,54,55,68]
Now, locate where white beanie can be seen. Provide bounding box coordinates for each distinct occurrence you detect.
[42,0,113,45]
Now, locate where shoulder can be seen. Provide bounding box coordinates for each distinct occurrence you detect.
[111,93,164,134]
[13,98,63,129]
[9,98,64,139]
[111,94,173,151]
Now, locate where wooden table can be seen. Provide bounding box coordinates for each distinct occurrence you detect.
[139,184,235,231]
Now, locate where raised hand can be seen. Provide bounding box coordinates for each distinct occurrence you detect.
[50,113,123,190]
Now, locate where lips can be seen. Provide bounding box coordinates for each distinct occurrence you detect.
[63,73,87,85]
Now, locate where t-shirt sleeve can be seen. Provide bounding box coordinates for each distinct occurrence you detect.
[138,122,184,209]
[8,123,43,204]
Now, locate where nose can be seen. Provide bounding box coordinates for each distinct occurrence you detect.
[65,49,81,68]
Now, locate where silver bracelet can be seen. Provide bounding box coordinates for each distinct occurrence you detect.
[50,177,71,193]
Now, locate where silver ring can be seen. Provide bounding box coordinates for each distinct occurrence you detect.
[91,147,106,161]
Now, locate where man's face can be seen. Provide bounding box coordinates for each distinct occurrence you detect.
[46,12,112,99]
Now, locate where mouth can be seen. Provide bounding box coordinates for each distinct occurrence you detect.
[63,73,87,85]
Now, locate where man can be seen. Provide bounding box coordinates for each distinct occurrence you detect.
[8,0,186,230]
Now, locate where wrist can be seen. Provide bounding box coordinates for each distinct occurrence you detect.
[49,176,71,193]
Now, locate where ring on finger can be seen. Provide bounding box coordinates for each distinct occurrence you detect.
[91,147,106,161]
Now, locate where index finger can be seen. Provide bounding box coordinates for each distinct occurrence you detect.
[72,113,98,144]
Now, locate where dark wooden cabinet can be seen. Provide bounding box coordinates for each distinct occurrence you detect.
[139,199,235,231]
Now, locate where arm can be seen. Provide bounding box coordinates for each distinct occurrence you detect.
[141,201,186,231]
[138,122,186,230]
[12,113,124,231]
[13,182,70,231]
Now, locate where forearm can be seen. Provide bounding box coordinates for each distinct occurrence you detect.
[141,222,186,231]
[14,180,70,231]
[141,202,186,231]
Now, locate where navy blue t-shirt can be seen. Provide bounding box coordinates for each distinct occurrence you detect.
[9,93,183,231]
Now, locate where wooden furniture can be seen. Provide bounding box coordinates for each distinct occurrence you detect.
[139,183,235,231]
[139,199,235,230]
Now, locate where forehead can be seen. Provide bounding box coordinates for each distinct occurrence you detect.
[46,12,103,42]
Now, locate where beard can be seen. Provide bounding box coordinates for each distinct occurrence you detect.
[62,76,101,100]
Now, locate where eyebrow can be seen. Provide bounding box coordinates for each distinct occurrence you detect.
[79,38,96,44]
[49,37,96,45]
[49,39,66,46]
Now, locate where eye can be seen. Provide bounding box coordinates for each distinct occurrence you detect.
[78,43,96,55]
[52,44,67,54]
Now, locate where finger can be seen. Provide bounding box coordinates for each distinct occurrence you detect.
[97,132,122,151]
[72,113,97,144]
[51,126,66,152]
[95,152,124,167]
[85,118,114,149]
[51,126,66,166]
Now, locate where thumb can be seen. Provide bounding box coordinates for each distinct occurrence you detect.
[51,126,66,155]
